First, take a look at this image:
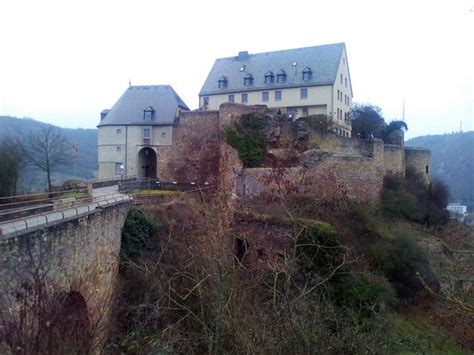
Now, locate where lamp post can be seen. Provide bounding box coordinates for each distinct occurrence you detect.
[119,164,125,183]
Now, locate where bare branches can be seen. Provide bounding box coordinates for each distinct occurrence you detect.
[22,125,70,192]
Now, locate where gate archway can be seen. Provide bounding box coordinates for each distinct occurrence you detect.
[138,147,157,178]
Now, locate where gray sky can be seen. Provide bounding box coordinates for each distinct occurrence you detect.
[0,0,472,139]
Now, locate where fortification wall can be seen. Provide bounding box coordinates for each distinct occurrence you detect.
[237,151,385,203]
[0,201,130,350]
[405,147,431,182]
[384,144,405,176]
[155,110,220,184]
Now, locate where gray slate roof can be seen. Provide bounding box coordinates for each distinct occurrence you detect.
[199,43,345,96]
[98,85,189,126]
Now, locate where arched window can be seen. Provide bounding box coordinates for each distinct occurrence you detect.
[276,69,287,83]
[264,71,274,84]
[218,76,228,89]
[302,67,312,80]
[243,73,254,86]
[143,106,155,120]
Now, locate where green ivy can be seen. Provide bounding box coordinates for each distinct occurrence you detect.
[224,114,268,167]
[121,208,154,260]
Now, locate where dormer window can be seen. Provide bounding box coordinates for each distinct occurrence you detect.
[243,73,254,86]
[302,67,312,81]
[264,71,274,84]
[218,76,228,89]
[143,106,155,121]
[276,70,287,83]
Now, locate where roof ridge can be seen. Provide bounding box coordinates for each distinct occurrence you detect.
[216,42,345,61]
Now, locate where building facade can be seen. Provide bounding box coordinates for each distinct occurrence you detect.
[199,43,353,136]
[97,85,189,180]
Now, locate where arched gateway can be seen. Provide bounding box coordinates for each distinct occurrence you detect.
[138,147,157,178]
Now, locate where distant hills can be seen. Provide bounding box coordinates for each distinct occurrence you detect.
[406,131,474,211]
[0,116,97,193]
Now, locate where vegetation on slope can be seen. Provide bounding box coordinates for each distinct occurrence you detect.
[406,131,474,210]
[108,169,471,354]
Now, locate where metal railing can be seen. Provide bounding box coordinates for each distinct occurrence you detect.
[0,192,131,237]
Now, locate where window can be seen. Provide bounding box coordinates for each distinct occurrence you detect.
[228,94,234,103]
[275,90,282,101]
[337,90,340,101]
[241,93,248,103]
[144,106,154,120]
[345,77,348,88]
[300,88,308,99]
[264,71,274,84]
[116,146,121,152]
[425,165,429,174]
[161,132,166,138]
[116,128,122,134]
[276,70,287,83]
[340,74,343,84]
[302,67,312,80]
[262,91,269,102]
[144,128,150,138]
[218,76,228,89]
[203,96,209,107]
[302,107,308,116]
[243,73,253,86]
[115,162,123,174]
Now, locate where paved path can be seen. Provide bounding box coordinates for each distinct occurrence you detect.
[0,184,128,237]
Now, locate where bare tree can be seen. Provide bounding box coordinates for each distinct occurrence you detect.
[22,125,69,192]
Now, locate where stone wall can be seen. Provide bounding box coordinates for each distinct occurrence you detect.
[0,201,130,351]
[237,152,385,203]
[384,144,405,176]
[232,215,293,268]
[405,147,431,182]
[155,110,220,184]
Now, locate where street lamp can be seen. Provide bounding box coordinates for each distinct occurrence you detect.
[118,164,125,183]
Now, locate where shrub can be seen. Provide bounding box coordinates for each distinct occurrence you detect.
[368,233,438,300]
[121,208,155,260]
[224,114,268,167]
[294,220,345,278]
[382,169,450,226]
[334,273,396,313]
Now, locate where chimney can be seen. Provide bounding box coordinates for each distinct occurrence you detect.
[238,51,249,61]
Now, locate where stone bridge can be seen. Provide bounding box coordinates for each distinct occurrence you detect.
[0,188,131,353]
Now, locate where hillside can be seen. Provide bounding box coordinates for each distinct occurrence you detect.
[0,116,98,192]
[406,131,474,211]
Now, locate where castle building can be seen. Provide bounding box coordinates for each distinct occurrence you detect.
[97,85,189,180]
[199,42,353,136]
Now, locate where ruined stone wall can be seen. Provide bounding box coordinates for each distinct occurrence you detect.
[0,201,130,350]
[155,111,220,184]
[238,151,385,203]
[405,147,431,182]
[384,144,405,176]
[232,216,293,268]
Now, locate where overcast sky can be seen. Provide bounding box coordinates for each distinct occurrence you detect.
[0,0,472,139]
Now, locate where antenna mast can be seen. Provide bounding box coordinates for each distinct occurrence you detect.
[402,99,405,121]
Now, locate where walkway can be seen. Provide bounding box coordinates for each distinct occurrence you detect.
[0,184,129,237]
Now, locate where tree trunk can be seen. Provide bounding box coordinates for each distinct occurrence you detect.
[46,168,52,193]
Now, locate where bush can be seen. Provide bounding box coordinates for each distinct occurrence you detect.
[382,169,450,226]
[121,208,155,260]
[224,114,268,167]
[294,220,345,278]
[368,234,438,300]
[334,273,395,313]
